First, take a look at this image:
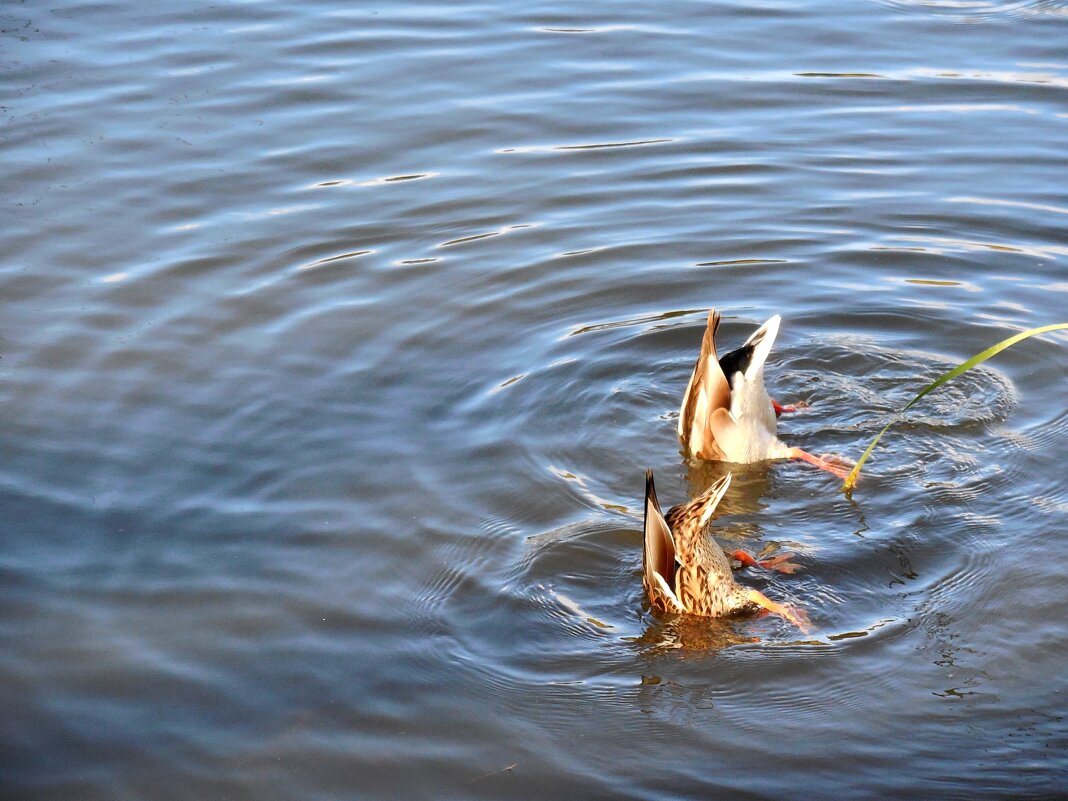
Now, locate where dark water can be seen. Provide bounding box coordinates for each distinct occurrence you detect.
[3,0,1068,798]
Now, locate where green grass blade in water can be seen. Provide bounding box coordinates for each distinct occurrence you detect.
[842,322,1068,492]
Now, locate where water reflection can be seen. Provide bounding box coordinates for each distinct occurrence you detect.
[874,0,1068,21]
[632,614,758,656]
[921,611,996,703]
[684,459,770,518]
[498,138,673,154]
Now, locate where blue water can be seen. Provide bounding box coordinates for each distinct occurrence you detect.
[3,1,1068,798]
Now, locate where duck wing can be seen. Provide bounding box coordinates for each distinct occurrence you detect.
[677,310,732,459]
[642,470,684,614]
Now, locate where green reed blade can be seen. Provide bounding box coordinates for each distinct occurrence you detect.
[842,322,1068,492]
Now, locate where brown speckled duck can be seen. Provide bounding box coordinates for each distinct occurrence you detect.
[642,469,810,632]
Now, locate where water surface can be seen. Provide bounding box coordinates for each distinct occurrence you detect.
[3,0,1068,798]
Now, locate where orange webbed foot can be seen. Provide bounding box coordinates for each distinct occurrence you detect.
[746,589,811,633]
[758,552,801,574]
[772,399,809,417]
[732,549,801,574]
[788,447,854,481]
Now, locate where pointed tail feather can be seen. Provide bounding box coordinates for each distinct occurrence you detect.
[665,473,733,536]
[696,473,732,527]
[742,314,781,379]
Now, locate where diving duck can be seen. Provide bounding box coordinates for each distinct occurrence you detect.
[642,469,810,631]
[677,309,851,479]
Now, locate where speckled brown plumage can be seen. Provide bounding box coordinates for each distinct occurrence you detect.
[641,469,811,631]
[642,470,751,618]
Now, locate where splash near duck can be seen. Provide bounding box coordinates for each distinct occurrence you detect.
[642,469,809,632]
[677,309,851,479]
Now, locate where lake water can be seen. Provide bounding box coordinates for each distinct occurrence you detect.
[3,0,1068,798]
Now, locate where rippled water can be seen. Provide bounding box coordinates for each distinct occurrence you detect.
[4,0,1068,798]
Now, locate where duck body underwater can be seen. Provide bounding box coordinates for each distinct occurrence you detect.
[677,309,851,479]
[642,470,809,632]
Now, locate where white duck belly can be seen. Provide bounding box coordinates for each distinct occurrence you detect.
[719,368,792,463]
